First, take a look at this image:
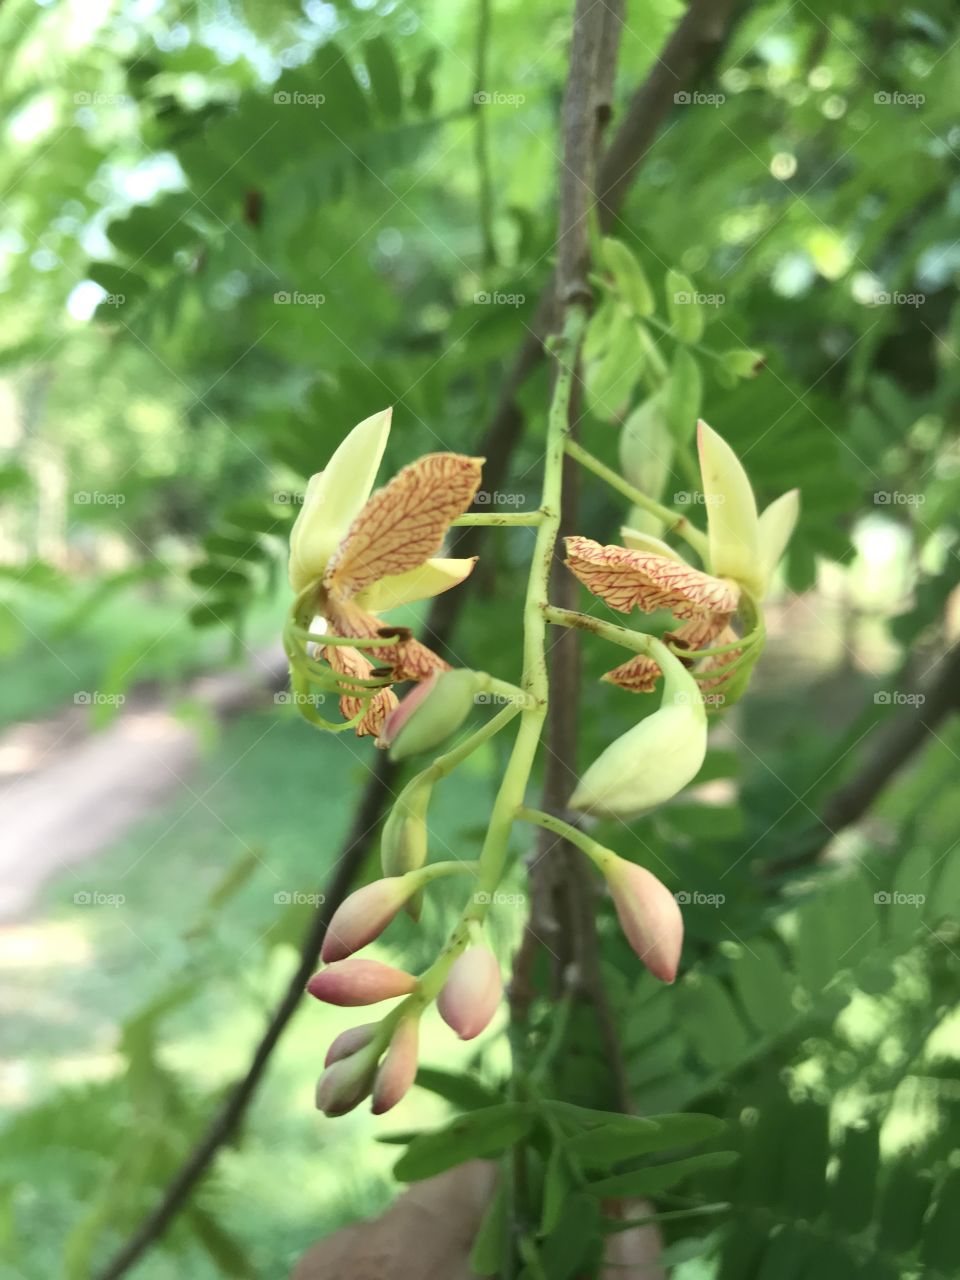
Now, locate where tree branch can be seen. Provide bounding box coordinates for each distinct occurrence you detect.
[96,5,750,1273]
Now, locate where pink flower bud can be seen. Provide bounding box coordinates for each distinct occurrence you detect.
[307,958,416,1006]
[321,877,416,962]
[437,946,502,1040]
[316,1046,377,1117]
[605,857,683,983]
[324,1022,378,1068]
[372,1016,420,1115]
[380,669,481,761]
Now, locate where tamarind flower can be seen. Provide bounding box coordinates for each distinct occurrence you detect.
[321,876,421,963]
[288,408,484,736]
[316,1041,380,1116]
[566,421,798,697]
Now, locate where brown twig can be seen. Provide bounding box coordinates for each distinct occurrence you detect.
[766,642,960,878]
[96,4,751,1273]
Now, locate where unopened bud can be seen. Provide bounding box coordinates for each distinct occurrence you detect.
[372,1015,420,1115]
[307,958,416,1006]
[381,780,432,920]
[316,1042,379,1116]
[322,876,419,962]
[570,649,707,818]
[720,348,765,379]
[381,669,482,761]
[437,946,502,1041]
[604,857,683,983]
[324,1022,378,1068]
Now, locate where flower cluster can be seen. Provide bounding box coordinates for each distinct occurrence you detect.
[286,401,797,1118]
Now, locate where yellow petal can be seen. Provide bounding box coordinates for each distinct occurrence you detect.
[696,420,761,594]
[356,557,478,613]
[289,408,393,592]
[757,489,800,594]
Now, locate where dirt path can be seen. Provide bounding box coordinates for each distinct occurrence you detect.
[0,647,287,919]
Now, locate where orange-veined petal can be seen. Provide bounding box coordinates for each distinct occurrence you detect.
[565,536,739,619]
[324,643,399,738]
[601,611,733,693]
[325,599,448,685]
[325,453,484,602]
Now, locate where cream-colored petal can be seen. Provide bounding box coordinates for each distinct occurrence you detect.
[757,489,800,594]
[620,527,686,562]
[697,420,761,594]
[289,408,393,591]
[356,557,478,613]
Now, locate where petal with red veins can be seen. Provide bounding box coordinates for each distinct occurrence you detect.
[565,536,739,618]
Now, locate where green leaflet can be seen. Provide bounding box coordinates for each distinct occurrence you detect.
[393,1103,534,1181]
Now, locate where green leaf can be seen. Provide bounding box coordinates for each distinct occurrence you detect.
[729,940,796,1036]
[600,237,655,316]
[828,1124,878,1235]
[469,1177,507,1276]
[365,37,403,120]
[666,346,702,440]
[393,1103,534,1181]
[877,1159,933,1254]
[666,269,704,342]
[566,1113,724,1166]
[413,1066,500,1111]
[585,1151,738,1198]
[541,1142,577,1234]
[922,1168,960,1272]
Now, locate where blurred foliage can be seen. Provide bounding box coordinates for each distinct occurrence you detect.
[1,0,959,1276]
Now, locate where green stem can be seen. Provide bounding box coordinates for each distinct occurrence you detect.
[451,511,545,526]
[406,307,588,1007]
[516,806,612,871]
[564,438,709,559]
